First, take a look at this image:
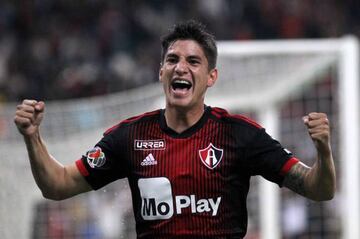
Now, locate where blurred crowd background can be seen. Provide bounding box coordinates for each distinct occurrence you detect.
[0,0,359,102]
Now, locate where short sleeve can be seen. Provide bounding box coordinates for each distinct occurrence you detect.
[245,128,299,186]
[75,129,129,190]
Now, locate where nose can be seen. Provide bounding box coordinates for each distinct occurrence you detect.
[174,59,188,75]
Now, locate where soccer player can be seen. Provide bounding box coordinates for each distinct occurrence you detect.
[14,20,335,238]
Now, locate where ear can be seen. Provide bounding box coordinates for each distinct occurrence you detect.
[207,68,218,87]
[159,63,163,82]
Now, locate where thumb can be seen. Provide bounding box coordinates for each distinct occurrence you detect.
[33,101,45,126]
[302,115,310,127]
[35,101,45,113]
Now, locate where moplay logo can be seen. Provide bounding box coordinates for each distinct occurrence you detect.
[175,195,221,216]
[138,177,174,220]
[138,177,222,220]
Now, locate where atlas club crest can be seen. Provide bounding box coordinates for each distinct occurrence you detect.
[199,143,223,169]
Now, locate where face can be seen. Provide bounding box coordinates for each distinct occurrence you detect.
[159,40,218,110]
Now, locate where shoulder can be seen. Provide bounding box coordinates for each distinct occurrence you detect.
[209,106,263,129]
[103,109,161,135]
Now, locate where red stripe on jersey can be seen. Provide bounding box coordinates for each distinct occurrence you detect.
[280,157,299,176]
[104,110,160,135]
[232,114,262,128]
[211,107,262,128]
[104,124,121,135]
[211,110,222,119]
[76,159,89,177]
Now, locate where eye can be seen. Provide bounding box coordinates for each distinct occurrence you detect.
[189,59,200,65]
[187,56,201,66]
[166,56,178,64]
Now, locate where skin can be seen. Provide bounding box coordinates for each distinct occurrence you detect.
[14,100,91,200]
[283,113,336,201]
[14,39,335,202]
[159,40,218,133]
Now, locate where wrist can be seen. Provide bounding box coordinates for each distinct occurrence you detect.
[316,143,332,159]
[23,131,41,144]
[315,138,331,152]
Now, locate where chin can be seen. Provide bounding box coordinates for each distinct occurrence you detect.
[167,98,193,109]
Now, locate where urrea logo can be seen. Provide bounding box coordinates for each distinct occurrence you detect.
[138,177,221,220]
[135,139,166,150]
[86,147,106,168]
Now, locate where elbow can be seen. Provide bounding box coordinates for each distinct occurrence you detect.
[310,186,336,202]
[311,193,334,202]
[309,174,336,201]
[323,188,336,201]
[41,189,67,201]
[326,187,336,201]
[41,191,59,201]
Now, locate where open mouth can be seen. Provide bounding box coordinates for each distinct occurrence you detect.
[171,79,192,91]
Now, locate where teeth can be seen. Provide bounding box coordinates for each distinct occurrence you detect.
[171,79,192,90]
[173,79,191,85]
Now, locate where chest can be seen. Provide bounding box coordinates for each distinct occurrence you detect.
[122,122,249,220]
[128,134,239,182]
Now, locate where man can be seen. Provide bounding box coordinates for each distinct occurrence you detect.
[14,20,335,238]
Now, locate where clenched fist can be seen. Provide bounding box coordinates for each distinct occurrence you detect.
[303,112,331,153]
[14,100,45,136]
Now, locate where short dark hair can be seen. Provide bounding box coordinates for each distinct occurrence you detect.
[160,20,218,70]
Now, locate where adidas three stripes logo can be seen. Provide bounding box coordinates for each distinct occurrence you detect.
[141,153,158,166]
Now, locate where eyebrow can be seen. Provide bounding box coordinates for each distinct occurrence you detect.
[165,53,202,61]
[187,55,202,61]
[165,53,179,59]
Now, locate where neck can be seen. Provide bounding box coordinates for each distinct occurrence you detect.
[164,104,205,133]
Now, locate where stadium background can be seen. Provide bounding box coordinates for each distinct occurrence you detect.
[0,1,359,239]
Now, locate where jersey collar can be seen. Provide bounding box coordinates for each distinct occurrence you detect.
[160,106,211,138]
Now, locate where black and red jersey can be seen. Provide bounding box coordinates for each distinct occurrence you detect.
[76,106,298,239]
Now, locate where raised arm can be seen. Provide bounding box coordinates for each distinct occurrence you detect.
[14,100,92,200]
[283,112,336,201]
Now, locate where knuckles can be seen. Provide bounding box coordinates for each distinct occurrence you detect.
[307,116,330,128]
[308,112,327,119]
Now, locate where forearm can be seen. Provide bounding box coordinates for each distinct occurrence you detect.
[305,147,336,201]
[15,100,91,199]
[284,149,336,201]
[284,112,336,201]
[24,132,68,199]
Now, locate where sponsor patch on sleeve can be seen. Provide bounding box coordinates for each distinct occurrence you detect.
[85,147,106,168]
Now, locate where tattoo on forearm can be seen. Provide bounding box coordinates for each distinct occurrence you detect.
[283,162,311,196]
